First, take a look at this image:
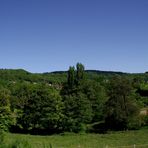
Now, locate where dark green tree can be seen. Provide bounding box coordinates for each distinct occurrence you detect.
[11,83,64,134]
[76,63,85,86]
[61,63,92,132]
[63,92,92,132]
[83,80,107,122]
[104,76,139,130]
[67,66,75,89]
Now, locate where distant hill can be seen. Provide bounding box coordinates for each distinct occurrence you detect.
[46,70,127,75]
[85,70,127,75]
[0,68,147,85]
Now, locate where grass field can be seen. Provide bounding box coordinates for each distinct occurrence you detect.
[3,128,148,148]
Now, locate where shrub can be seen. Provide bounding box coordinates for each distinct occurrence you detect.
[127,116,141,130]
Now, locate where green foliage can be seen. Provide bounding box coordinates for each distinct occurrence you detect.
[0,64,147,134]
[0,88,13,131]
[61,63,93,132]
[83,80,107,122]
[104,76,140,130]
[0,107,12,131]
[76,63,85,85]
[63,92,92,132]
[11,83,64,134]
[67,66,75,89]
[143,116,148,126]
[0,69,67,86]
[140,83,148,90]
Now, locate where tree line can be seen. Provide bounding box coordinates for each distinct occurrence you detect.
[0,63,147,134]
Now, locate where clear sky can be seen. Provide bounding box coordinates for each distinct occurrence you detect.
[0,0,148,73]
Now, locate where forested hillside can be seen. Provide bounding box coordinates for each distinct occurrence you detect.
[0,63,148,134]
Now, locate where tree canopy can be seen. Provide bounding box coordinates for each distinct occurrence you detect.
[0,63,147,134]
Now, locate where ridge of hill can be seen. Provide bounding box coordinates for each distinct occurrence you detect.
[1,68,147,75]
[0,68,147,85]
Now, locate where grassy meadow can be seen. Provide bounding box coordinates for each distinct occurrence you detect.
[2,128,148,148]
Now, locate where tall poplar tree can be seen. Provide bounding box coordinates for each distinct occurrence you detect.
[67,66,75,89]
[62,63,92,132]
[76,63,85,86]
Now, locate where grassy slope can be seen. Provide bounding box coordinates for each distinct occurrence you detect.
[5,128,148,148]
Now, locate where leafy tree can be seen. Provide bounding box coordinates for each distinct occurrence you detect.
[11,83,64,134]
[83,80,107,122]
[63,92,92,132]
[0,88,13,131]
[104,76,139,130]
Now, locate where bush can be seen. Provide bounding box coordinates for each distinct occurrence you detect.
[127,116,141,130]
[143,116,148,126]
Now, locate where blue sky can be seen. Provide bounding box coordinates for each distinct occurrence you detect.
[0,0,148,73]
